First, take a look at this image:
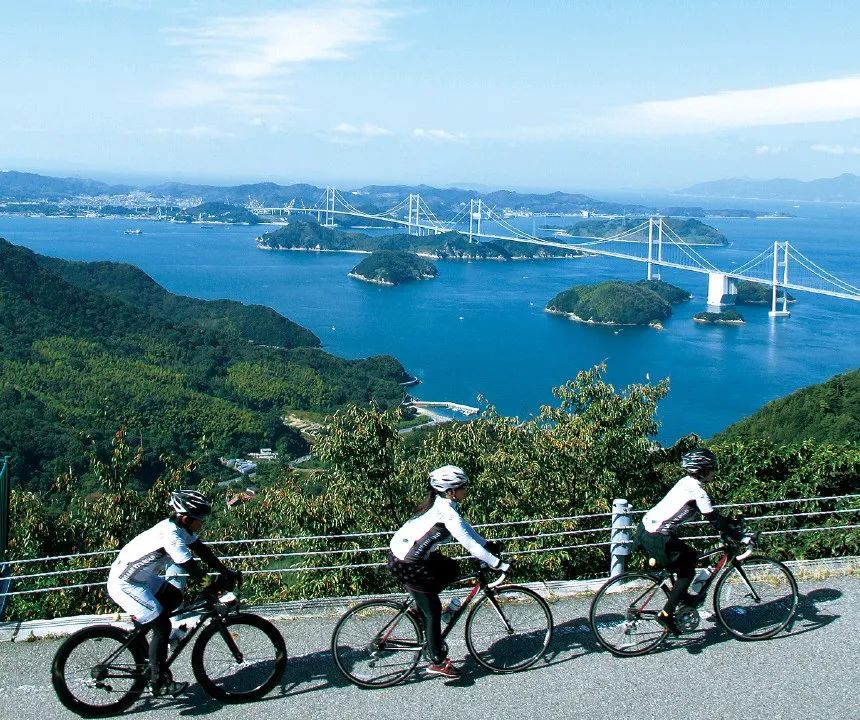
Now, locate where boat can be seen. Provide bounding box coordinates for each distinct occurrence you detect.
[124,228,142,235]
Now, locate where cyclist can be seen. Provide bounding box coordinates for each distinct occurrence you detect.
[106,490,240,697]
[388,465,510,680]
[635,448,740,635]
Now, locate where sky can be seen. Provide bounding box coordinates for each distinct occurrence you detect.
[3,0,860,192]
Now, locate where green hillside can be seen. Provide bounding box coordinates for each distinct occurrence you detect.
[713,368,860,443]
[0,238,410,491]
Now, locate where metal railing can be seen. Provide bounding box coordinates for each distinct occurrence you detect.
[0,456,10,618]
[0,493,858,601]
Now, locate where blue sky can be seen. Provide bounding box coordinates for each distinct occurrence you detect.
[3,0,860,191]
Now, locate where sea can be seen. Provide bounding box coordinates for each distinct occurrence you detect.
[2,193,858,444]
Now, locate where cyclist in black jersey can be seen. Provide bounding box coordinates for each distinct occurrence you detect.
[635,449,740,635]
[106,490,241,697]
[388,465,510,680]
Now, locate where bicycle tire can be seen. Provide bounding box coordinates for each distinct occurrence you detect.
[51,624,148,717]
[589,571,669,657]
[713,555,798,640]
[464,585,553,673]
[191,613,287,702]
[331,599,423,688]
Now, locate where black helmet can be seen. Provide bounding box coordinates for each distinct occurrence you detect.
[681,448,717,478]
[168,489,212,519]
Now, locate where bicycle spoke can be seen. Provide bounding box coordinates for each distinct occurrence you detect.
[589,573,668,656]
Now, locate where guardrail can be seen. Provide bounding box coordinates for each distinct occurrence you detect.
[0,456,10,618]
[1,493,858,602]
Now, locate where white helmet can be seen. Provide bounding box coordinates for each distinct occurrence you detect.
[429,465,469,492]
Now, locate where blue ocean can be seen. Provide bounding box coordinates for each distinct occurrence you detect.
[2,195,858,443]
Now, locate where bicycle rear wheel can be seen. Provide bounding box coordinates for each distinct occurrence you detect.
[713,556,798,640]
[51,624,148,717]
[331,600,422,688]
[191,613,287,702]
[464,585,553,672]
[589,572,669,657]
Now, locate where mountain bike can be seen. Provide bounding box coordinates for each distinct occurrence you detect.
[51,583,287,717]
[331,562,554,688]
[589,530,798,656]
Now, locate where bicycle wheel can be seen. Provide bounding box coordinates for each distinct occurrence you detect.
[464,585,553,672]
[589,572,669,657]
[51,624,148,717]
[331,600,422,688]
[191,613,287,702]
[713,555,798,640]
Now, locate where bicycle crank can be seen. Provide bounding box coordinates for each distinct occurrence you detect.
[675,605,701,633]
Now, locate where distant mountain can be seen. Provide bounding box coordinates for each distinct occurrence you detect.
[678,173,860,202]
[0,170,130,200]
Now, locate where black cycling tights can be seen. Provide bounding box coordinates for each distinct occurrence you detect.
[141,581,183,683]
[410,589,445,664]
[664,537,698,614]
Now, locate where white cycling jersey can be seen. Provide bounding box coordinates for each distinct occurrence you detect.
[109,518,198,585]
[389,496,500,567]
[642,475,714,535]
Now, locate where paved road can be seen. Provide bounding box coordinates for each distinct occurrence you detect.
[1,574,858,720]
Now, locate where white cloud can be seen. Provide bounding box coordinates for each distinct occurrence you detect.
[129,126,234,139]
[160,2,403,116]
[755,145,784,156]
[333,122,393,137]
[413,128,465,142]
[501,76,860,140]
[811,143,860,156]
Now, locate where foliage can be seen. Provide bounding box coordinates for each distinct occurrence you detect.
[713,368,860,443]
[566,217,728,246]
[546,281,672,325]
[173,202,260,224]
[635,279,691,304]
[350,250,437,285]
[735,280,795,305]
[4,368,859,621]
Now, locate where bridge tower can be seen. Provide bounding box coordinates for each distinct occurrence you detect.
[323,187,336,227]
[707,273,737,306]
[407,193,423,235]
[769,241,791,317]
[468,199,483,242]
[646,218,665,281]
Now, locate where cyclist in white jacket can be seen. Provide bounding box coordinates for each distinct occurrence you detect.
[388,465,510,680]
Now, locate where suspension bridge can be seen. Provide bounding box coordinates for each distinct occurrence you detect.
[249,187,860,316]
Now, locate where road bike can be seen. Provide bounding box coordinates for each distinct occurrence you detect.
[331,562,554,688]
[589,530,798,656]
[51,583,287,717]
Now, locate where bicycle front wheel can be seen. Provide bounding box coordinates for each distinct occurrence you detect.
[191,613,287,702]
[51,624,148,717]
[464,585,553,672]
[713,556,798,640]
[331,600,422,688]
[589,572,669,657]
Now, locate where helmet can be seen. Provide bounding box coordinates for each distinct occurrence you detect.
[428,465,469,493]
[169,489,212,519]
[681,448,717,478]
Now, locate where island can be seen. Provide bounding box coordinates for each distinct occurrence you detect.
[257,219,584,260]
[349,249,438,286]
[694,310,745,324]
[545,279,690,327]
[554,218,728,246]
[173,201,260,225]
[735,280,796,305]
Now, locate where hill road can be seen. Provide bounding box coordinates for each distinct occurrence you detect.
[1,573,857,720]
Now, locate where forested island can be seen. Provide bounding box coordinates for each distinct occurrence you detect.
[694,310,745,324]
[554,217,728,246]
[545,279,691,327]
[257,219,583,260]
[349,249,438,286]
[0,238,412,492]
[735,280,796,305]
[173,201,260,225]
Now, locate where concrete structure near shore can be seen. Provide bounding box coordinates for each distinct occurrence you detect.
[707,272,738,306]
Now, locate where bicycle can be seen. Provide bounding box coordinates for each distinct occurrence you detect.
[589,530,798,656]
[331,562,554,688]
[51,582,287,717]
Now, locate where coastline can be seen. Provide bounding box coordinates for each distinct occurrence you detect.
[545,307,665,329]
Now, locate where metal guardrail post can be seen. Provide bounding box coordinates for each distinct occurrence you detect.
[0,456,10,620]
[610,498,633,578]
